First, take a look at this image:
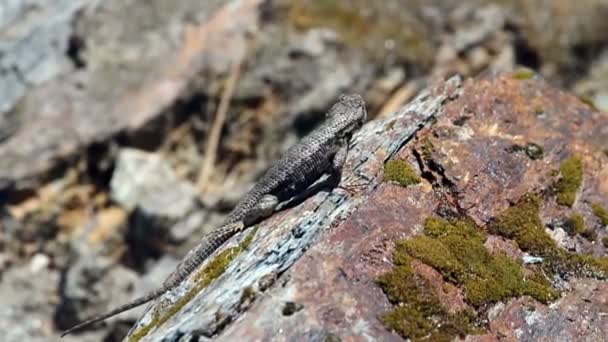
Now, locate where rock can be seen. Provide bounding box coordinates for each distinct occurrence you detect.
[0,0,94,113]
[0,0,261,193]
[485,279,608,341]
[110,148,199,255]
[28,253,50,273]
[235,25,370,127]
[111,148,198,220]
[58,251,140,333]
[121,72,608,341]
[573,50,608,111]
[0,262,103,342]
[168,211,208,243]
[123,75,463,341]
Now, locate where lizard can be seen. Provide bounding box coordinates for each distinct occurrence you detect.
[60,93,367,336]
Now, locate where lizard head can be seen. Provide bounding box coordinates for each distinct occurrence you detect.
[327,93,367,139]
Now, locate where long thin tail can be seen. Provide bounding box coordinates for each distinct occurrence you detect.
[163,221,245,286]
[61,221,245,337]
[60,287,166,337]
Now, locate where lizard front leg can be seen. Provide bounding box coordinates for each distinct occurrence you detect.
[333,142,367,195]
[331,143,349,178]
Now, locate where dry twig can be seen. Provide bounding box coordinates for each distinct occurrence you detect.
[196,56,244,192]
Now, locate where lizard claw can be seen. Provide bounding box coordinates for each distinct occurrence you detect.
[337,179,369,195]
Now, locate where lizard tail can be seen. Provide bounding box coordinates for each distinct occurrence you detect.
[61,222,246,337]
[60,287,166,337]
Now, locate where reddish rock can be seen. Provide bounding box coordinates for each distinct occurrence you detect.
[212,72,608,341]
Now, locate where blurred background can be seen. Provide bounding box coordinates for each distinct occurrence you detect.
[0,0,607,341]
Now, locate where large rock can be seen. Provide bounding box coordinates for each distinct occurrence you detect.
[0,0,258,193]
[110,148,198,221]
[118,72,608,341]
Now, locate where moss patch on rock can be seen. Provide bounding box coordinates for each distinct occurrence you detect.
[384,159,421,187]
[378,188,608,340]
[563,212,586,236]
[408,217,558,307]
[378,216,557,340]
[377,253,479,341]
[491,194,608,278]
[553,156,583,207]
[127,227,258,342]
[592,203,608,226]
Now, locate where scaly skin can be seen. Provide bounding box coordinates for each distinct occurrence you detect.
[61,94,367,336]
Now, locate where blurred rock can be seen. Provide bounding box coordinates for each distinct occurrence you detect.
[1,1,608,341]
[28,253,50,273]
[168,211,207,243]
[58,251,140,333]
[0,0,258,193]
[0,0,93,113]
[574,50,608,111]
[0,262,102,342]
[111,148,198,220]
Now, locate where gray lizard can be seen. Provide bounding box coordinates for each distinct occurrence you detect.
[61,93,367,336]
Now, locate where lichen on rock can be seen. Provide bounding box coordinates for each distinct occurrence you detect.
[127,227,258,342]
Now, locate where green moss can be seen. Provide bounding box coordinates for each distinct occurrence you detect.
[553,156,583,207]
[420,137,435,161]
[380,189,608,340]
[418,217,557,307]
[602,237,608,248]
[491,194,557,255]
[492,194,608,278]
[508,143,544,160]
[384,159,421,187]
[400,236,464,282]
[127,227,258,342]
[377,254,477,341]
[512,67,535,80]
[378,215,559,339]
[591,203,608,226]
[564,213,586,236]
[534,105,546,117]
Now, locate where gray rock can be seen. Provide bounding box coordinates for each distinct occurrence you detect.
[0,0,94,113]
[60,252,140,330]
[110,148,198,226]
[0,0,251,193]
[0,259,102,342]
[169,211,207,243]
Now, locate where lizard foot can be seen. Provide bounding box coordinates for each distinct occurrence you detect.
[337,178,369,195]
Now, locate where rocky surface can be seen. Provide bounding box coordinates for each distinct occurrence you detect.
[1,1,608,342]
[118,72,608,341]
[0,0,246,192]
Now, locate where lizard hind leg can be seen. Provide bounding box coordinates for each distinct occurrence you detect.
[244,194,279,225]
